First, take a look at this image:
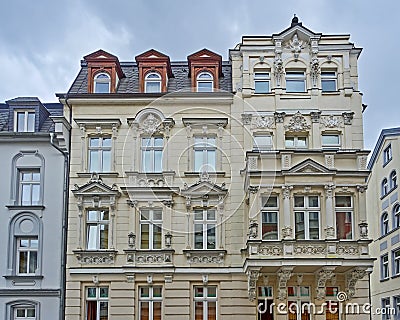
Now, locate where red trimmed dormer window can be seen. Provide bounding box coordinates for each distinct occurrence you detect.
[187,49,223,92]
[135,49,173,93]
[84,49,124,93]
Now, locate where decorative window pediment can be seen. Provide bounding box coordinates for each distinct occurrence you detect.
[283,159,335,175]
[128,108,175,136]
[72,173,120,199]
[284,111,311,132]
[181,177,227,209]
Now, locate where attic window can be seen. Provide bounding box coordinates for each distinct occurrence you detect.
[196,72,214,92]
[145,72,162,93]
[15,110,35,132]
[94,73,111,93]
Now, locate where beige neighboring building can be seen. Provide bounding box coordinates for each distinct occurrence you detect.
[367,128,400,319]
[61,17,373,320]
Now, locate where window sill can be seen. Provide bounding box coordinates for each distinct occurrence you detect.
[380,185,398,200]
[383,158,392,168]
[6,205,45,210]
[380,277,390,282]
[321,91,340,95]
[391,273,400,279]
[184,172,225,177]
[73,249,118,265]
[76,172,119,178]
[3,275,44,280]
[183,249,227,264]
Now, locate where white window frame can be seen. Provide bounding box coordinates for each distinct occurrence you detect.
[254,72,270,94]
[382,297,391,320]
[382,178,389,197]
[382,212,390,236]
[253,134,273,151]
[394,204,400,229]
[14,110,35,132]
[194,136,216,172]
[94,72,111,93]
[139,286,163,320]
[384,145,392,166]
[140,208,163,250]
[391,170,398,190]
[285,71,306,93]
[193,286,217,320]
[381,254,389,280]
[18,169,41,206]
[145,72,162,93]
[88,136,112,172]
[194,209,217,249]
[322,133,341,148]
[294,195,320,240]
[86,209,109,250]
[141,136,163,173]
[393,248,400,276]
[285,136,308,149]
[335,195,354,240]
[86,286,109,320]
[261,195,279,240]
[17,237,38,275]
[321,70,337,92]
[196,72,214,92]
[14,306,36,320]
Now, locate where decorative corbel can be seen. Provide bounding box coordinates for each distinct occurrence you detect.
[346,267,367,299]
[277,266,294,300]
[315,267,336,300]
[247,268,261,301]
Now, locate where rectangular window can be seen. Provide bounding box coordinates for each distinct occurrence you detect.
[321,71,337,92]
[19,169,40,205]
[14,307,36,319]
[382,297,391,320]
[253,135,273,151]
[141,137,163,173]
[139,286,162,320]
[254,72,270,94]
[394,296,400,320]
[261,195,279,240]
[17,237,38,275]
[86,287,108,320]
[194,286,217,320]
[287,286,311,320]
[294,196,320,240]
[322,134,340,148]
[257,286,273,320]
[140,209,162,250]
[384,145,393,166]
[194,137,216,172]
[194,209,216,249]
[89,137,112,172]
[285,136,307,149]
[86,210,109,250]
[335,196,353,240]
[15,110,35,132]
[381,254,389,280]
[394,248,400,276]
[286,71,306,93]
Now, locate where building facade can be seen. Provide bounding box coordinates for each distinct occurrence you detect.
[0,97,70,319]
[62,17,373,320]
[367,128,400,319]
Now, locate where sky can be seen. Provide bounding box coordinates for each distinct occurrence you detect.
[0,0,399,149]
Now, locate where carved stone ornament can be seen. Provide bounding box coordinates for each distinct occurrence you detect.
[140,113,161,134]
[310,111,321,123]
[251,116,275,129]
[274,112,286,123]
[316,267,335,300]
[74,251,116,264]
[284,111,311,132]
[247,268,260,301]
[281,226,293,239]
[274,58,284,87]
[342,112,354,125]
[248,220,258,239]
[241,113,252,125]
[310,58,320,87]
[286,33,306,60]
[321,115,343,128]
[277,267,294,300]
[248,185,259,194]
[325,226,335,239]
[346,267,367,299]
[185,250,226,264]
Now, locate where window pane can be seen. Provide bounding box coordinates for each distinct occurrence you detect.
[208,286,217,297]
[142,150,151,172]
[141,224,150,249]
[207,150,216,171]
[141,211,149,220]
[95,82,110,93]
[87,287,97,298]
[153,302,162,320]
[262,196,277,208]
[254,135,272,150]
[286,80,305,92]
[32,184,40,205]
[100,224,108,249]
[20,239,29,247]
[309,212,320,239]
[99,302,108,319]
[102,137,112,147]
[154,137,163,147]
[322,79,336,92]
[297,137,307,147]
[89,151,100,172]
[90,138,100,147]
[207,225,216,249]
[32,172,40,181]
[29,251,37,273]
[336,212,352,239]
[255,81,269,93]
[27,308,36,317]
[194,150,203,172]
[308,196,319,207]
[87,225,98,250]
[197,82,213,92]
[207,210,216,220]
[21,185,31,205]
[100,210,109,220]
[322,135,340,145]
[295,212,305,239]
[208,301,217,320]
[262,212,278,240]
[294,196,304,208]
[194,211,203,220]
[153,286,162,297]
[254,72,269,78]
[195,286,204,297]
[195,302,204,320]
[30,239,38,248]
[102,150,111,171]
[153,224,162,249]
[335,196,352,207]
[99,287,108,298]
[140,287,150,298]
[27,112,35,132]
[153,210,162,221]
[22,172,32,181]
[146,81,161,93]
[194,224,203,249]
[17,112,25,132]
[19,251,28,273]
[285,137,294,147]
[154,150,162,172]
[140,302,149,320]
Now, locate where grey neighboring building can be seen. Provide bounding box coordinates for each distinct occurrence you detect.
[0,97,70,320]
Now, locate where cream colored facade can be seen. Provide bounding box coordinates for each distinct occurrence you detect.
[62,17,374,320]
[367,128,400,319]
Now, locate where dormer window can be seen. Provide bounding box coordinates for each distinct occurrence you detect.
[197,72,214,92]
[94,73,111,93]
[15,110,35,132]
[145,72,162,93]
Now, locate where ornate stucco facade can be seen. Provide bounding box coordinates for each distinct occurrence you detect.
[61,17,373,320]
[367,128,400,319]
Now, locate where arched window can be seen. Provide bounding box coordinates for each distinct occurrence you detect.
[6,300,39,320]
[381,212,389,236]
[382,178,389,197]
[196,72,214,92]
[145,72,162,93]
[394,204,400,229]
[390,170,397,190]
[94,73,111,93]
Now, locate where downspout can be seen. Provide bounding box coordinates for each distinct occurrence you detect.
[50,126,70,319]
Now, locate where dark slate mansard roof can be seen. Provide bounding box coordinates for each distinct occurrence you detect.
[68,61,232,94]
[0,97,63,133]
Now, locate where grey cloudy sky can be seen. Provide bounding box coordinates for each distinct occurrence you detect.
[0,0,398,149]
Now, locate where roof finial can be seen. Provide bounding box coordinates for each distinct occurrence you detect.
[291,14,299,26]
